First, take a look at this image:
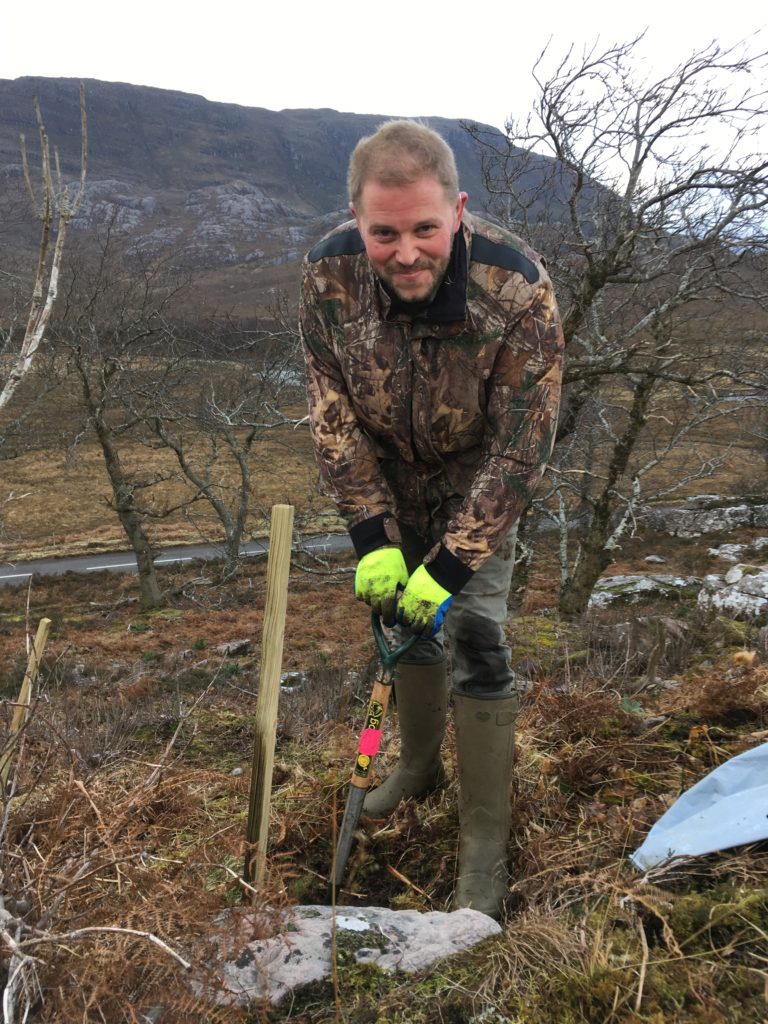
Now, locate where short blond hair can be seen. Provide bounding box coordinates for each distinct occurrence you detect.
[347,120,460,207]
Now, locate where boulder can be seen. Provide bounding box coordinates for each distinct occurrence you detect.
[709,543,748,563]
[279,670,308,691]
[709,538,768,563]
[698,564,768,621]
[204,905,501,1007]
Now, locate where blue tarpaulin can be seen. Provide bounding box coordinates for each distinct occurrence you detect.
[631,741,768,870]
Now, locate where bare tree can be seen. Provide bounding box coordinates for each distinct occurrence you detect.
[0,84,87,411]
[52,235,190,609]
[52,224,307,600]
[142,316,304,579]
[467,37,768,614]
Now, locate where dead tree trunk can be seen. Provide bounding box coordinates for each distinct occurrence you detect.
[93,418,163,609]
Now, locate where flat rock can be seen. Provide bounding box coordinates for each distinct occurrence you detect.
[215,639,252,657]
[205,905,501,1007]
[589,574,701,608]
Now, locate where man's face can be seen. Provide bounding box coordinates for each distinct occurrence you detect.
[351,177,467,305]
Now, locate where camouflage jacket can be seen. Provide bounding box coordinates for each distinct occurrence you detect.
[299,212,564,586]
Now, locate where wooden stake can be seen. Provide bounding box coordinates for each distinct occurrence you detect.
[1,617,52,791]
[244,504,294,890]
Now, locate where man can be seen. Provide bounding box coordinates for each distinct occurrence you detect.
[299,120,563,919]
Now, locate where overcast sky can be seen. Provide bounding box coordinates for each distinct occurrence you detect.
[3,1,766,133]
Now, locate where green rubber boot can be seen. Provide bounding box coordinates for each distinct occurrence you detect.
[453,690,518,920]
[362,659,448,816]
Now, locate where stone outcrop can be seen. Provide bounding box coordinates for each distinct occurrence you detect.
[709,538,768,563]
[589,575,701,608]
[642,496,768,538]
[215,639,252,657]
[589,562,768,624]
[204,905,501,1007]
[698,564,768,621]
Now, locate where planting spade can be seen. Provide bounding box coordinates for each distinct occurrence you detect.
[328,614,416,901]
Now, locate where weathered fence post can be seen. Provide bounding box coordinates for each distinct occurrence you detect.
[244,504,294,891]
[0,617,52,791]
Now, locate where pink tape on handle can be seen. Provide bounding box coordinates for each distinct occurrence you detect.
[359,729,382,756]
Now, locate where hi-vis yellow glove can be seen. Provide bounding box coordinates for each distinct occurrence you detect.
[396,565,454,638]
[354,547,408,625]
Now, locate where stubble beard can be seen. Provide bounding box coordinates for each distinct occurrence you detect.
[377,254,450,306]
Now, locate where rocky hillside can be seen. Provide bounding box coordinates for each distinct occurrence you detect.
[0,77,555,315]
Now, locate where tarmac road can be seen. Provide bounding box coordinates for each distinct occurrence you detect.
[0,533,352,587]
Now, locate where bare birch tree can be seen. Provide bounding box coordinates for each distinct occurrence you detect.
[0,84,87,412]
[467,37,768,614]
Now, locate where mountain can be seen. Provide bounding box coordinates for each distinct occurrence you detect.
[0,77,541,316]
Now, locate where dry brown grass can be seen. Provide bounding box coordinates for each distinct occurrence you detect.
[0,423,326,562]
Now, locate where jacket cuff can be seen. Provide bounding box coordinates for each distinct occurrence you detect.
[423,543,474,595]
[348,513,401,559]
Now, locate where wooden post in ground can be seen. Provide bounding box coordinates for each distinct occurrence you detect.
[0,617,52,791]
[244,504,294,891]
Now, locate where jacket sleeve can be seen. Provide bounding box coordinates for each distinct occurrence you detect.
[299,259,400,555]
[431,274,564,581]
